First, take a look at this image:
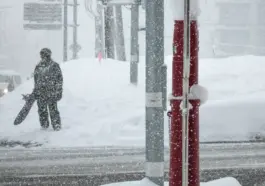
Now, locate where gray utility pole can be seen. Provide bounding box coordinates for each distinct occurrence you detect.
[95,3,105,58]
[114,5,126,61]
[104,6,115,59]
[145,0,165,185]
[130,4,139,84]
[72,0,79,59]
[63,0,68,62]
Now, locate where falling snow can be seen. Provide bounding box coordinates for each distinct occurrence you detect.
[0,0,265,185]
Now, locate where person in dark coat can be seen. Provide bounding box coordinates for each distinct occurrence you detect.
[32,48,63,131]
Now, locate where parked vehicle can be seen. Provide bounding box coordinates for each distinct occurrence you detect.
[0,70,22,97]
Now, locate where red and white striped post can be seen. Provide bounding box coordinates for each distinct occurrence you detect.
[169,0,200,186]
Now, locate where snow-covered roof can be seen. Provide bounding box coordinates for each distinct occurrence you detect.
[0,69,20,76]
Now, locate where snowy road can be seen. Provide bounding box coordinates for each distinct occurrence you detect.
[1,143,265,185]
[1,142,265,177]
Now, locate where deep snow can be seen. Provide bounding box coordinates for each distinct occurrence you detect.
[101,177,242,186]
[0,55,265,147]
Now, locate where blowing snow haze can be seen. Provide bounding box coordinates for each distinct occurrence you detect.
[0,0,216,77]
[1,0,265,186]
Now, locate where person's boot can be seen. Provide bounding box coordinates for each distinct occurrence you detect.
[53,124,61,131]
[41,122,49,130]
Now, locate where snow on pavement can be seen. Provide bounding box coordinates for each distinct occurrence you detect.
[0,55,265,147]
[101,177,242,186]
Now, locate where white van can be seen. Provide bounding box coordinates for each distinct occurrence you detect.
[0,70,22,97]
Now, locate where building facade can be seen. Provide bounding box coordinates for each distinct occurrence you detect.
[214,0,265,57]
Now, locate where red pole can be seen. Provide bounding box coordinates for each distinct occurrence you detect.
[169,1,200,186]
[169,20,184,186]
[188,20,200,186]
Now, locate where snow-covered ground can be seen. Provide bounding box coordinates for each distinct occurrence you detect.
[101,177,242,186]
[0,55,265,147]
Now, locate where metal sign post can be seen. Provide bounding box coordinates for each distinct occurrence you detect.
[99,0,140,84]
[71,0,79,59]
[64,0,81,61]
[63,0,68,62]
[130,3,139,85]
[182,0,191,186]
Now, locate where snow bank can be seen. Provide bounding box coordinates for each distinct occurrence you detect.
[101,178,156,186]
[101,177,242,186]
[203,177,241,186]
[1,55,265,147]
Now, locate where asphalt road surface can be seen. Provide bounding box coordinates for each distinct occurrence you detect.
[1,143,265,185]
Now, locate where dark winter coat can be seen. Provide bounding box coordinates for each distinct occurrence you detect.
[32,59,63,102]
